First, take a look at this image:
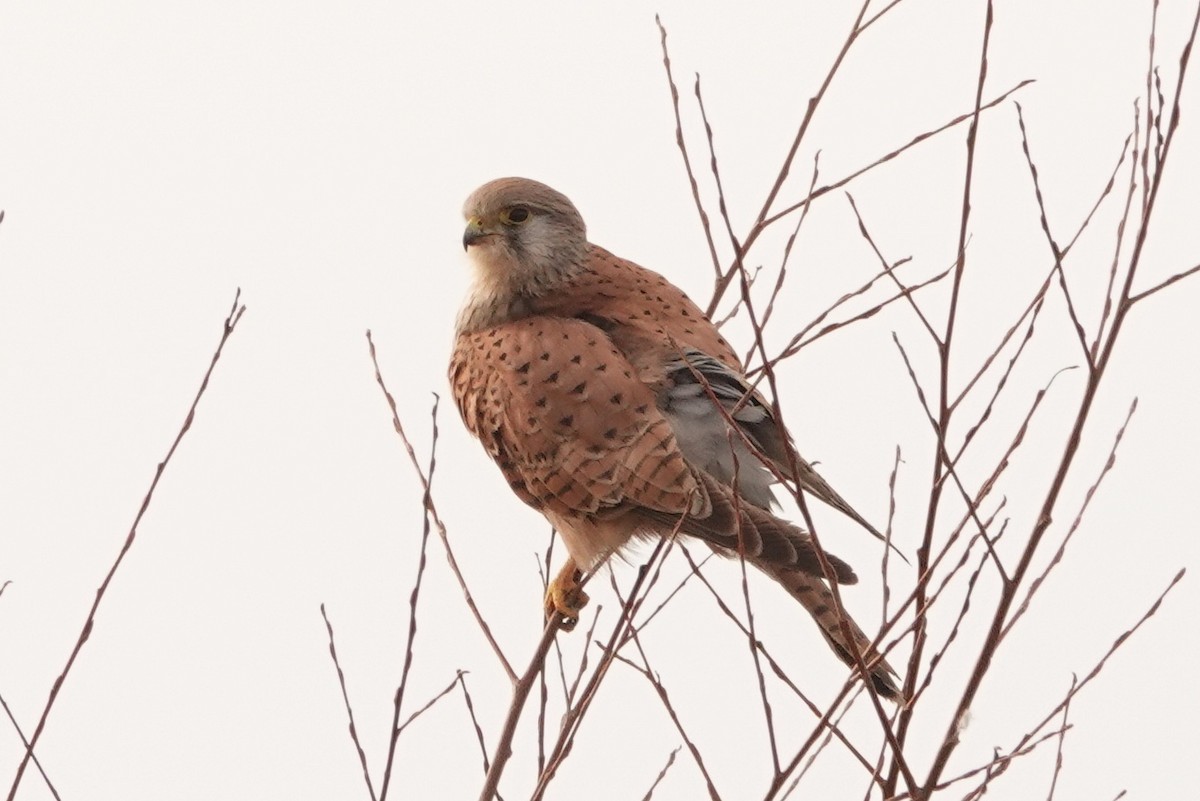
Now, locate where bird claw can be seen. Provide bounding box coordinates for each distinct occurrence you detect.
[545,566,589,631]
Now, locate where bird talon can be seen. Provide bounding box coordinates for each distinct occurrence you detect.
[545,566,589,631]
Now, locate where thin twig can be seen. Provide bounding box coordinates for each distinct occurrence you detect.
[367,331,517,684]
[1014,101,1094,371]
[320,605,377,801]
[754,82,1035,249]
[656,15,722,279]
[754,252,938,372]
[707,0,919,315]
[675,546,882,782]
[1002,399,1138,638]
[379,399,440,801]
[1046,677,1075,801]
[959,132,1132,408]
[845,192,935,340]
[531,536,679,800]
[889,725,1070,800]
[760,153,822,331]
[458,672,493,779]
[639,747,681,801]
[0,691,60,801]
[395,671,464,737]
[615,636,722,801]
[6,291,247,801]
[1129,261,1200,303]
[1094,107,1142,361]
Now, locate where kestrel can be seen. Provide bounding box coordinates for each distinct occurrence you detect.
[449,177,900,700]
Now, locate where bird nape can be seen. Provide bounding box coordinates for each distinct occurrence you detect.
[449,176,902,702]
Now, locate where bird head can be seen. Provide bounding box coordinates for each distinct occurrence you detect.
[460,177,589,294]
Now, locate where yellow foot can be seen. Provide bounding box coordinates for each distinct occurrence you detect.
[545,562,589,631]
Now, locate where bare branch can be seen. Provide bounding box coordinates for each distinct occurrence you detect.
[708,0,919,314]
[395,671,464,737]
[478,618,564,801]
[1129,260,1200,304]
[532,536,678,800]
[640,747,681,801]
[6,291,247,801]
[0,691,59,801]
[1094,118,1140,361]
[615,638,722,801]
[656,15,722,280]
[675,546,882,782]
[1003,399,1138,638]
[367,331,517,684]
[890,3,997,787]
[379,399,440,801]
[845,192,935,340]
[760,154,822,331]
[1014,101,1094,371]
[457,672,493,779]
[922,5,1200,788]
[320,605,377,801]
[756,81,1034,238]
[1046,677,1075,801]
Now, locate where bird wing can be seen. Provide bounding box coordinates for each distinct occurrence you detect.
[663,350,889,539]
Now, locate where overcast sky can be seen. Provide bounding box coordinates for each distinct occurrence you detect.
[2,2,1198,800]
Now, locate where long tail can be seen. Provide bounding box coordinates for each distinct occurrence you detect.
[763,564,903,701]
[643,473,902,700]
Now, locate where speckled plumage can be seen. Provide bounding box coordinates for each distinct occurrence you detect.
[449,177,901,700]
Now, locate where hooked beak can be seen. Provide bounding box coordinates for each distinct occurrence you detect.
[462,216,491,251]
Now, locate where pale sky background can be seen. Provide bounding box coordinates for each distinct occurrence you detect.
[2,2,1198,800]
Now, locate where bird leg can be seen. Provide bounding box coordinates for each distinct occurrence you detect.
[545,559,589,631]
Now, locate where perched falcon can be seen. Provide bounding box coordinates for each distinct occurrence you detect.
[449,177,901,700]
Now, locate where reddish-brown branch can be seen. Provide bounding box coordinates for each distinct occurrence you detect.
[640,747,681,801]
[1046,678,1075,801]
[379,400,440,801]
[1002,399,1138,638]
[1014,101,1094,371]
[615,638,723,801]
[656,15,722,280]
[958,132,1132,409]
[675,546,882,783]
[1129,260,1200,303]
[888,4,995,787]
[530,535,681,800]
[6,291,246,801]
[478,617,564,801]
[756,81,1034,241]
[707,0,918,315]
[367,332,517,684]
[457,672,492,779]
[320,604,378,801]
[0,691,59,801]
[921,4,1200,789]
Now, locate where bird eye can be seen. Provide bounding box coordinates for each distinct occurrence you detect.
[504,206,531,224]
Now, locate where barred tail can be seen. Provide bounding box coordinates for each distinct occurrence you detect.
[764,564,903,701]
